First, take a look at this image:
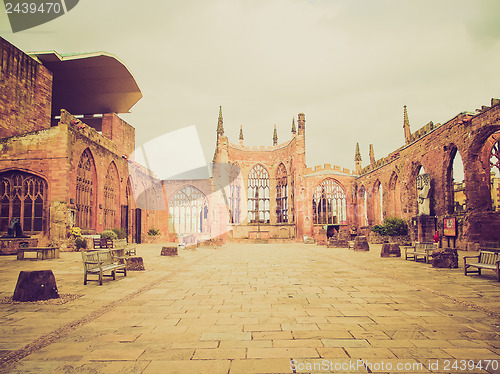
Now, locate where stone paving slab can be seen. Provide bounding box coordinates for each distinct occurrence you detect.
[0,242,499,373]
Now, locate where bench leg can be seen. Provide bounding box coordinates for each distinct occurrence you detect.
[99,269,103,285]
[84,272,88,285]
[112,270,116,280]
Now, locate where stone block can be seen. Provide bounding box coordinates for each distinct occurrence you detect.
[161,246,178,256]
[431,247,458,268]
[380,243,401,257]
[353,236,369,251]
[13,270,59,302]
[126,256,145,271]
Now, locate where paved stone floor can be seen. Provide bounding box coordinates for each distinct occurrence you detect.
[0,242,499,373]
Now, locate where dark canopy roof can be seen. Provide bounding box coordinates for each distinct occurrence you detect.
[29,51,142,116]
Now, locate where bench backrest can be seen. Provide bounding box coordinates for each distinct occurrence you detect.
[479,251,500,265]
[93,238,114,249]
[82,250,115,270]
[415,242,437,250]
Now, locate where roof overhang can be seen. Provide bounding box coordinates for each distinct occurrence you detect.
[29,51,142,116]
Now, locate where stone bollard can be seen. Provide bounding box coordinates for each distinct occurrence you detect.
[126,257,145,270]
[380,243,401,257]
[13,270,60,302]
[353,236,369,251]
[161,246,178,256]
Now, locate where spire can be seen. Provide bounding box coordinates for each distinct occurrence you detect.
[369,144,375,165]
[355,142,362,161]
[355,142,362,174]
[239,124,244,146]
[217,106,224,137]
[297,113,306,135]
[273,124,278,146]
[291,117,296,134]
[403,105,411,144]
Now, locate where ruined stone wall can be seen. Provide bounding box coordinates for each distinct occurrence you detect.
[355,99,500,249]
[303,166,356,238]
[0,108,159,244]
[101,112,135,157]
[162,178,215,241]
[0,38,52,138]
[221,134,306,239]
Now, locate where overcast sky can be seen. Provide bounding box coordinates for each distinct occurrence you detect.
[2,0,500,174]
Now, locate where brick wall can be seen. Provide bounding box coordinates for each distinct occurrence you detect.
[0,37,52,138]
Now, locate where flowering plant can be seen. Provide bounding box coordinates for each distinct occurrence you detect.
[69,226,82,237]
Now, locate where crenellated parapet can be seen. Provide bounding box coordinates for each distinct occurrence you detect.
[357,98,500,176]
[305,163,355,176]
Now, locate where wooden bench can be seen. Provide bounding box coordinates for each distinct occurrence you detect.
[81,250,127,285]
[17,247,59,260]
[93,238,114,249]
[113,239,136,256]
[404,242,437,263]
[464,250,500,281]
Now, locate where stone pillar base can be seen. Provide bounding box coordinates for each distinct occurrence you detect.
[13,270,59,302]
[431,247,458,268]
[126,256,145,270]
[353,236,369,251]
[381,243,401,257]
[161,246,178,256]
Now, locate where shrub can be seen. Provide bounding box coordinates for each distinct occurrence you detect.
[75,237,87,250]
[111,228,127,239]
[147,228,160,236]
[371,217,408,237]
[100,230,118,240]
[371,224,387,236]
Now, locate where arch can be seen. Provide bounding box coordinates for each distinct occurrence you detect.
[290,169,295,223]
[0,170,48,233]
[247,164,270,224]
[357,185,368,226]
[485,131,500,210]
[444,145,466,214]
[76,148,97,229]
[388,172,402,218]
[228,163,242,224]
[276,163,288,224]
[103,162,119,229]
[373,180,383,224]
[125,177,134,240]
[312,178,347,225]
[168,185,208,234]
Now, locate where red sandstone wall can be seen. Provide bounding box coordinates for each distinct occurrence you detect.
[355,100,500,249]
[0,38,52,138]
[102,113,135,157]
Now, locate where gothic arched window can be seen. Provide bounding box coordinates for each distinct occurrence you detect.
[76,149,96,229]
[0,171,47,233]
[312,179,346,225]
[247,164,270,224]
[228,165,242,224]
[276,163,288,223]
[104,162,119,229]
[290,170,295,223]
[169,186,208,234]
